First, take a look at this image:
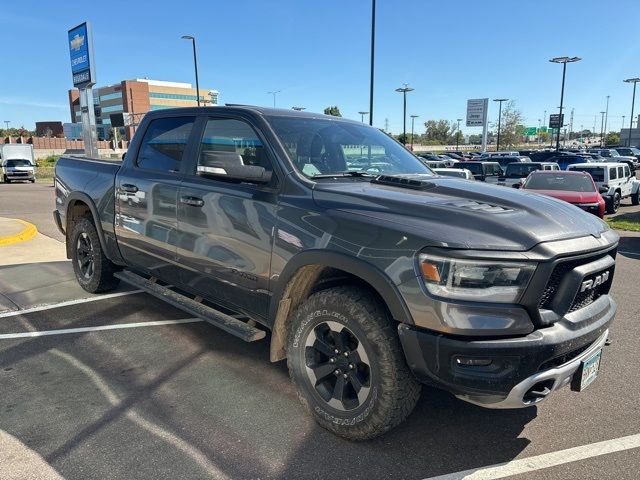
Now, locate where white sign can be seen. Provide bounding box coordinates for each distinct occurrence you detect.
[466,98,488,127]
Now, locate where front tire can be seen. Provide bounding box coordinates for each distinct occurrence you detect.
[287,286,421,440]
[607,192,621,214]
[70,217,119,293]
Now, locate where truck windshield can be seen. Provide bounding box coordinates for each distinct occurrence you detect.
[4,159,32,167]
[525,174,595,192]
[268,116,432,178]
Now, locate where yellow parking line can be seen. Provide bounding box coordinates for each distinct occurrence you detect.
[0,219,38,247]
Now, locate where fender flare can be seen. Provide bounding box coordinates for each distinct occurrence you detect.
[269,250,414,325]
[65,192,109,255]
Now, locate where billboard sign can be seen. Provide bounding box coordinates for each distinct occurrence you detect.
[68,22,96,88]
[466,98,488,127]
[549,114,564,129]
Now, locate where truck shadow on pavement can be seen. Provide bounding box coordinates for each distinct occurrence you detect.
[0,262,537,480]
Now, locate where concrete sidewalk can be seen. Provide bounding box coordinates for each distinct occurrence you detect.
[0,218,37,247]
[0,230,67,266]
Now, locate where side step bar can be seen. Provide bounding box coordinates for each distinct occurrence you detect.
[114,270,266,342]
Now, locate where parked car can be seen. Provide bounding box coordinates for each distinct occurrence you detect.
[432,168,474,180]
[522,170,606,218]
[489,155,532,169]
[441,152,464,160]
[480,151,520,158]
[498,162,560,188]
[461,161,503,183]
[545,153,594,170]
[422,160,448,169]
[568,162,640,212]
[54,106,619,440]
[417,153,441,162]
[0,144,36,183]
[613,147,640,162]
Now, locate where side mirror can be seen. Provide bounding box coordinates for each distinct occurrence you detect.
[512,183,521,189]
[197,151,272,184]
[598,185,609,194]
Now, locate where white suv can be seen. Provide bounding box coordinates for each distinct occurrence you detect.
[568,162,640,213]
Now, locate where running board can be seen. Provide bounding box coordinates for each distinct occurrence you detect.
[114,270,266,342]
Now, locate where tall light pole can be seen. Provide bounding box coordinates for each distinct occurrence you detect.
[291,106,305,111]
[549,56,581,151]
[624,77,640,147]
[537,118,542,145]
[600,111,606,147]
[603,95,610,146]
[358,111,369,123]
[455,118,462,150]
[3,121,9,132]
[369,0,376,126]
[181,35,201,106]
[267,90,281,108]
[493,98,508,152]
[410,115,419,150]
[622,115,626,131]
[395,84,414,144]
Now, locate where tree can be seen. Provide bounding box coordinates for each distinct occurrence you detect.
[605,132,620,145]
[538,130,550,143]
[396,133,410,145]
[423,119,453,144]
[468,134,483,145]
[496,101,524,147]
[323,106,342,117]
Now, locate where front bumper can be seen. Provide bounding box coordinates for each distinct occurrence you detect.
[5,172,35,180]
[398,294,615,408]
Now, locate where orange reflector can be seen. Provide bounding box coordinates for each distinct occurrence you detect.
[421,262,441,282]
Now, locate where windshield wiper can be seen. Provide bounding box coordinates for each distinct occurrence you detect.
[310,171,376,179]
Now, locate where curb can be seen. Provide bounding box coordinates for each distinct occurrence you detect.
[0,219,38,247]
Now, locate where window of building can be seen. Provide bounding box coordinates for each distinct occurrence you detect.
[137,117,195,172]
[101,104,123,113]
[197,118,271,174]
[149,92,200,101]
[100,92,122,102]
[150,105,174,111]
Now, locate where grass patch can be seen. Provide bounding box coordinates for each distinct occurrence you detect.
[606,217,640,232]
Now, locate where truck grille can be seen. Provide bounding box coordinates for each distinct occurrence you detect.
[538,250,615,312]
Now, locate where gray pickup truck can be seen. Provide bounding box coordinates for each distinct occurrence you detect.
[54,106,618,440]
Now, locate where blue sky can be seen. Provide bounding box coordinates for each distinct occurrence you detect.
[2,0,640,134]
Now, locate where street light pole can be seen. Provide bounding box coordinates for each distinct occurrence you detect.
[549,56,581,151]
[369,0,376,126]
[267,90,281,108]
[624,78,640,147]
[410,115,419,151]
[603,95,610,146]
[395,84,414,144]
[181,35,201,106]
[456,118,462,150]
[3,121,9,132]
[493,98,508,152]
[600,111,606,147]
[358,111,369,123]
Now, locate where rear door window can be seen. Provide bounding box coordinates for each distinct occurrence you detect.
[137,117,195,172]
[618,166,625,179]
[624,165,631,177]
[609,167,618,180]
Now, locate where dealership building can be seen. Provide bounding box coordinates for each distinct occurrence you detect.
[67,78,218,139]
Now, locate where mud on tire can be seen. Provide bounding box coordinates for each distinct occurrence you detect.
[286,286,421,440]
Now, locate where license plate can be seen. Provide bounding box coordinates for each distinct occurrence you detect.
[572,349,602,392]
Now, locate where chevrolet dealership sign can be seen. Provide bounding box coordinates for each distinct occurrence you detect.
[68,22,96,88]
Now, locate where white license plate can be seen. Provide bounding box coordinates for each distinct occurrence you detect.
[575,349,602,391]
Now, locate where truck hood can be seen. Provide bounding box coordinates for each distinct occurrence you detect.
[312,177,609,251]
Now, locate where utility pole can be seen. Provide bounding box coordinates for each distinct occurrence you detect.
[600,111,606,147]
[455,118,462,150]
[622,115,626,131]
[384,118,389,132]
[549,56,581,151]
[358,111,369,123]
[603,95,610,146]
[181,35,201,106]
[493,98,508,152]
[267,90,281,108]
[569,108,574,143]
[624,78,640,147]
[395,84,414,144]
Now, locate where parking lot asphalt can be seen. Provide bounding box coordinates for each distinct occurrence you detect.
[1,182,639,479]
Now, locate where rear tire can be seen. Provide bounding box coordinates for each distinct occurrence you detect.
[4,176,10,184]
[632,192,639,206]
[287,286,421,440]
[70,217,119,293]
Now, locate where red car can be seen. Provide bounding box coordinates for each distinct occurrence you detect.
[521,170,606,218]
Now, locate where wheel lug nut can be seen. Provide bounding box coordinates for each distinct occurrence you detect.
[334,369,340,375]
[334,349,340,354]
[343,352,349,357]
[329,358,335,363]
[349,364,354,369]
[343,373,348,379]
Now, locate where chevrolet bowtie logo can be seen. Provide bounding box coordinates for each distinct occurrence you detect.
[70,33,85,51]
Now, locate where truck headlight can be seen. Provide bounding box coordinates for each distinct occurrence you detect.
[418,254,536,303]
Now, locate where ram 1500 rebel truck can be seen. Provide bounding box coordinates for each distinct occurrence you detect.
[54,107,618,440]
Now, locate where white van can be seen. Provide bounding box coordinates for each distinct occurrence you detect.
[568,162,639,213]
[0,144,36,183]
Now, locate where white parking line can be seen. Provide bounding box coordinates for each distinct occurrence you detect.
[0,318,203,339]
[423,433,640,480]
[0,290,143,319]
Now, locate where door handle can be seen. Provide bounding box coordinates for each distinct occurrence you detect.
[121,183,139,193]
[180,196,204,207]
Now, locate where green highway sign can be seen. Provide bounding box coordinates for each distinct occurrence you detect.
[523,127,537,136]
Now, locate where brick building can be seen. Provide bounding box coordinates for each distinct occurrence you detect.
[68,78,218,139]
